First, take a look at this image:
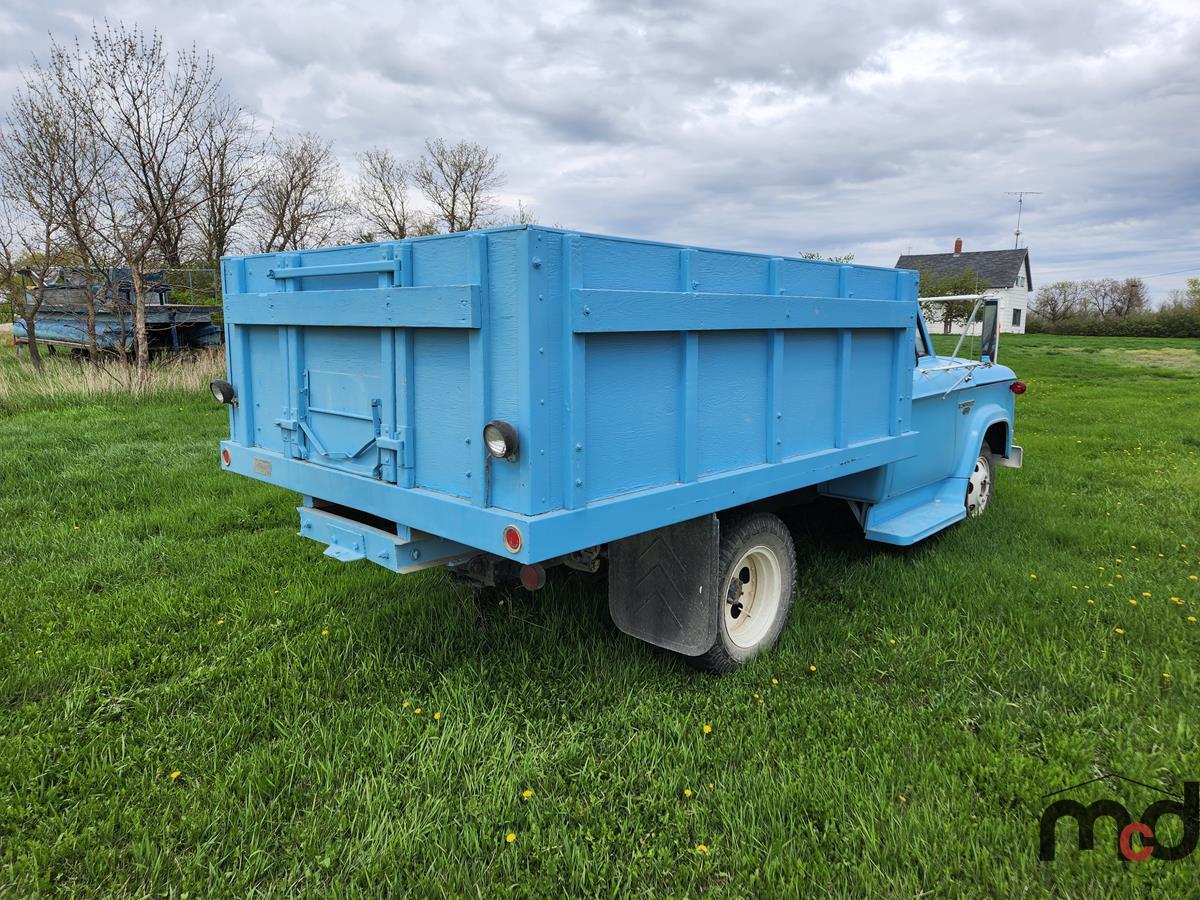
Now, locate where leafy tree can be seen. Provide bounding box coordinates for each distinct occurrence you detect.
[916,269,980,334]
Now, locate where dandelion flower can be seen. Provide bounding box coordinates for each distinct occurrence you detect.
[1116,574,1123,580]
[216,618,225,625]
[433,712,442,721]
[695,844,709,854]
[403,701,410,708]
[506,833,516,844]
[1129,599,1138,606]
[702,724,712,734]
[1172,597,1183,605]
[771,677,779,685]
[899,794,909,803]
[1030,574,1037,580]
[1087,599,1095,605]
[1142,592,1151,598]
[1163,673,1172,680]
[1189,616,1197,623]
[888,638,897,645]
[1131,545,1137,550]
[1190,576,1198,581]
[35,649,43,656]
[170,771,181,780]
[1114,627,1125,635]
[1072,585,1078,590]
[321,628,329,636]
[522,789,533,799]
[684,788,693,797]
[809,664,817,672]
[414,707,422,714]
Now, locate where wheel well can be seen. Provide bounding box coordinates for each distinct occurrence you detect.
[983,421,1008,456]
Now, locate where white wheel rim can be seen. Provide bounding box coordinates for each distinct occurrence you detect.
[966,454,992,516]
[723,544,783,649]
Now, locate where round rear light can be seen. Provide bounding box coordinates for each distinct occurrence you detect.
[503,525,522,553]
[1010,380,1027,395]
[221,448,232,465]
[484,420,519,461]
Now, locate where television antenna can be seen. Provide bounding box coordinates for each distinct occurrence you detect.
[1006,191,1042,248]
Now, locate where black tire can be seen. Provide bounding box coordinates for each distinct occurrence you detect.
[689,512,797,674]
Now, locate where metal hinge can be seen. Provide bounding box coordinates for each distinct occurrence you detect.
[375,425,412,483]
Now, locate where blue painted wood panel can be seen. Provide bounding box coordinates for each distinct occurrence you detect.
[779,330,839,456]
[412,329,474,499]
[584,333,682,500]
[697,331,769,476]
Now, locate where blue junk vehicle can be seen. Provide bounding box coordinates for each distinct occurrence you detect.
[212,226,1024,672]
[13,267,222,353]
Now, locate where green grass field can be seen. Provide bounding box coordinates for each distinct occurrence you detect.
[1,335,1199,896]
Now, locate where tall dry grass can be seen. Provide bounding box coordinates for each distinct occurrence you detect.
[0,340,224,405]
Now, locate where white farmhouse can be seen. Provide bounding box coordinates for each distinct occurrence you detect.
[896,239,1033,335]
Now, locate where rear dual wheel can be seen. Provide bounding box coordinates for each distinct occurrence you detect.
[690,512,797,674]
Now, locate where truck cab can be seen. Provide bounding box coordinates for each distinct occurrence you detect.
[823,294,1025,544]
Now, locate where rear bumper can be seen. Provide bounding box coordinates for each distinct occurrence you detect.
[298,505,472,573]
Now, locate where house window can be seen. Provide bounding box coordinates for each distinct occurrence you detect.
[1012,308,1022,327]
[1017,274,1027,287]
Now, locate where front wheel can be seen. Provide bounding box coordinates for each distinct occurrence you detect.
[966,450,994,516]
[690,512,797,674]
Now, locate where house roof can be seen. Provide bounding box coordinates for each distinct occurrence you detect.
[895,248,1032,291]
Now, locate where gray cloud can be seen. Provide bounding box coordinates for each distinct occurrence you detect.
[1,0,1197,297]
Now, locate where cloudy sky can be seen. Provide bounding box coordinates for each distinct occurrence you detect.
[2,0,1198,299]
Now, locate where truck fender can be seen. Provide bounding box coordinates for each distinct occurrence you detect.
[955,404,1011,479]
[607,514,720,657]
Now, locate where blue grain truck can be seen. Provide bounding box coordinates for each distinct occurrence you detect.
[211,226,1023,672]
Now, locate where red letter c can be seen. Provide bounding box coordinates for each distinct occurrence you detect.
[1119,822,1154,861]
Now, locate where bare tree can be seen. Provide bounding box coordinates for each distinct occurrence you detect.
[50,23,220,387]
[412,138,504,232]
[0,84,77,370]
[254,132,350,252]
[500,200,539,226]
[355,147,425,239]
[1080,278,1148,320]
[1032,281,1084,322]
[14,56,113,361]
[191,97,266,268]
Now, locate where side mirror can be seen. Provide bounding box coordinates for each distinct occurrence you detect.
[980,299,999,363]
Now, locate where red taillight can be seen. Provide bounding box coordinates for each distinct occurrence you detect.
[221,448,232,465]
[503,525,522,554]
[1010,380,1027,395]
